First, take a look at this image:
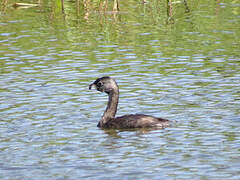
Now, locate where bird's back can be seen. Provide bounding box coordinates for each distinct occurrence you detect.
[98,114,169,129]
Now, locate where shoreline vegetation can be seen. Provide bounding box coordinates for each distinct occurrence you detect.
[1,0,194,24]
[1,0,233,26]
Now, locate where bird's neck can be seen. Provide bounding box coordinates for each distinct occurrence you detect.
[100,89,119,126]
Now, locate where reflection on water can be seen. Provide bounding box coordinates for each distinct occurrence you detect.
[0,0,240,179]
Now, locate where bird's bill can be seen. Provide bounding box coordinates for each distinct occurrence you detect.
[89,83,96,90]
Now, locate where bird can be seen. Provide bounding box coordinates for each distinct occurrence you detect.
[89,76,170,129]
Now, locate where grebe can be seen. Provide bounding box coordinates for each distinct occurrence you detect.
[89,76,170,129]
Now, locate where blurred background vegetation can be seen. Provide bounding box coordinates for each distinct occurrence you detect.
[1,0,239,60]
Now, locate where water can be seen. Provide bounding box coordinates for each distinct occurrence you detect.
[0,0,240,179]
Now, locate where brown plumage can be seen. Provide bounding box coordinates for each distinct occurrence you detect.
[89,76,170,129]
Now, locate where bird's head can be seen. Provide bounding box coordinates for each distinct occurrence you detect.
[89,76,118,94]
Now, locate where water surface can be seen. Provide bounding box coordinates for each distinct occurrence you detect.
[0,0,240,179]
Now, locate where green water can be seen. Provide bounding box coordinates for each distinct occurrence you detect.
[0,0,240,179]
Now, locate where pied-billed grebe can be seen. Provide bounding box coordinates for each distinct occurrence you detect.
[89,76,170,129]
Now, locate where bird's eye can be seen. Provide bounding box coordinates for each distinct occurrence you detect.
[97,81,103,87]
